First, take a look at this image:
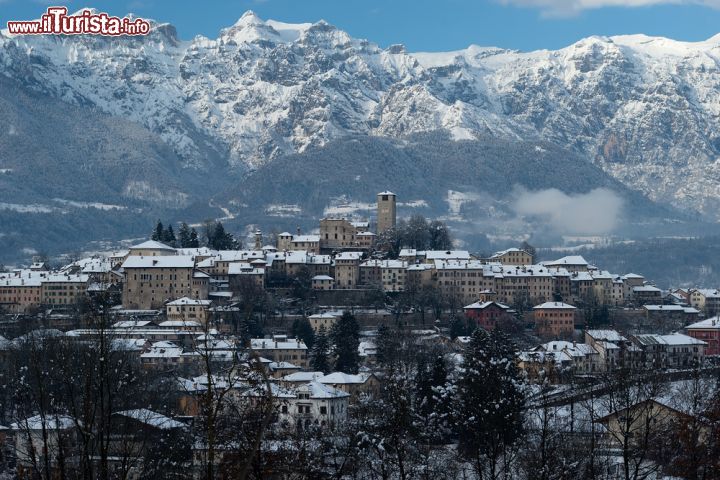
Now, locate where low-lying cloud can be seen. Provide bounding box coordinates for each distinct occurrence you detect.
[496,0,720,17]
[513,187,623,235]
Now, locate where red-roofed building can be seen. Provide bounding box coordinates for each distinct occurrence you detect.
[463,301,513,330]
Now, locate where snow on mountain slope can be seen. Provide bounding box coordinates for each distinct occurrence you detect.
[2,10,720,216]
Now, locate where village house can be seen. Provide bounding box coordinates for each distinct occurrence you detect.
[307,312,340,332]
[533,302,577,338]
[319,218,363,250]
[489,248,534,266]
[542,255,590,272]
[166,297,213,325]
[311,275,335,290]
[642,304,700,333]
[585,330,643,371]
[317,372,380,401]
[631,333,706,368]
[463,301,513,331]
[334,252,364,289]
[10,415,76,477]
[516,350,571,384]
[689,288,720,316]
[40,273,90,308]
[0,270,43,313]
[121,255,199,310]
[685,317,720,355]
[250,335,309,368]
[360,259,408,292]
[632,285,663,304]
[278,382,351,430]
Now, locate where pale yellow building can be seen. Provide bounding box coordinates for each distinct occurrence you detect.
[166,297,212,324]
[333,252,364,289]
[121,256,198,309]
[489,248,533,266]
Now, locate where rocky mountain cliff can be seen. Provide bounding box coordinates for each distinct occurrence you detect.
[2,10,720,218]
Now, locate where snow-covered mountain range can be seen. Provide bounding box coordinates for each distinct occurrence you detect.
[2,10,720,217]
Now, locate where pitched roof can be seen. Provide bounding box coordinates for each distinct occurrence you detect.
[533,302,576,310]
[166,297,212,306]
[686,317,720,330]
[129,240,175,251]
[113,409,186,430]
[318,372,372,385]
[122,256,195,269]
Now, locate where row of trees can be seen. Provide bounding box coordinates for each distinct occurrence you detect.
[151,220,239,250]
[378,215,453,258]
[291,312,361,374]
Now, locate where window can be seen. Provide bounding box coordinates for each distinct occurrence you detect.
[320,406,327,415]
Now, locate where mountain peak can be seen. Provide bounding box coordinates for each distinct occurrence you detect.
[234,10,264,27]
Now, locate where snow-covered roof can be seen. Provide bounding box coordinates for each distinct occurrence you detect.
[543,255,589,266]
[633,285,662,292]
[622,273,645,279]
[292,235,320,243]
[269,361,301,370]
[113,409,186,430]
[308,312,342,320]
[159,320,202,328]
[633,333,706,347]
[533,302,576,310]
[425,250,470,260]
[166,297,212,307]
[10,415,75,430]
[360,259,407,268]
[686,317,720,330]
[318,372,372,385]
[587,330,627,342]
[281,371,324,382]
[335,251,364,261]
[312,275,334,281]
[490,248,529,258]
[112,320,154,329]
[538,340,574,352]
[250,337,307,350]
[463,301,510,310]
[692,288,720,298]
[122,256,195,269]
[129,240,176,251]
[297,381,351,399]
[377,191,396,196]
[643,304,698,313]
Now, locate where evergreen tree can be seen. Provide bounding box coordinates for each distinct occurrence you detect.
[454,328,525,478]
[151,220,164,241]
[178,222,191,248]
[449,315,467,339]
[375,323,397,366]
[310,326,330,373]
[188,228,200,248]
[415,353,451,443]
[429,220,452,250]
[205,220,237,250]
[291,317,315,350]
[331,312,360,374]
[164,224,176,247]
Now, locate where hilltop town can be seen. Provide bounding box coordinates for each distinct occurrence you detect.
[0,192,719,478]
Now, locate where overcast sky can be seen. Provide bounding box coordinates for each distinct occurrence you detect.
[2,0,719,51]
